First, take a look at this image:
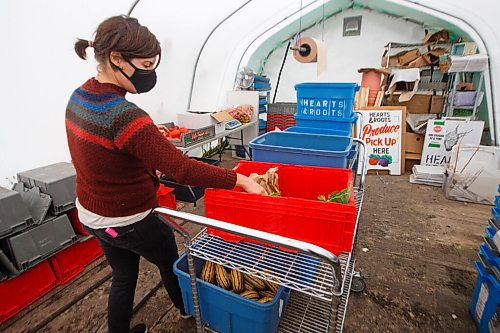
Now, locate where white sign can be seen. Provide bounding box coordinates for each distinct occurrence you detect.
[421,119,484,166]
[358,108,404,175]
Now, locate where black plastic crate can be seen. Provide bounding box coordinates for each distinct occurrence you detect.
[2,214,77,271]
[17,162,76,214]
[0,187,33,238]
[160,157,219,204]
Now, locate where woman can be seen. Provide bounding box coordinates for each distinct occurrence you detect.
[67,15,265,333]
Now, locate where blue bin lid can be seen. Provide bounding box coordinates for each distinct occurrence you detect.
[295,82,360,91]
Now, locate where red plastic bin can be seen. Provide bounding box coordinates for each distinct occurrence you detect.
[205,161,357,255]
[49,237,103,284]
[0,260,59,324]
[157,184,177,209]
[67,208,89,236]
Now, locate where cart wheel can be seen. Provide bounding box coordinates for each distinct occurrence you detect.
[351,275,366,293]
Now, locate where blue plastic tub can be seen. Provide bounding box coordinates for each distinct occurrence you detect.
[470,261,500,332]
[294,112,358,134]
[480,244,500,269]
[284,126,348,136]
[249,131,353,168]
[492,207,500,224]
[174,254,290,333]
[496,196,500,208]
[285,126,358,170]
[259,119,267,130]
[295,82,359,122]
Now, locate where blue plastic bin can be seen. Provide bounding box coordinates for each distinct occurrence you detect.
[295,112,358,135]
[259,119,267,130]
[285,126,349,136]
[495,196,500,208]
[480,244,500,269]
[470,261,500,332]
[174,254,290,333]
[492,207,500,224]
[285,126,358,171]
[295,82,359,121]
[249,131,353,168]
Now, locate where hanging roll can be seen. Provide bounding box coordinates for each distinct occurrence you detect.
[292,37,327,76]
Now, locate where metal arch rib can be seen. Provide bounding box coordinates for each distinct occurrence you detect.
[233,0,321,81]
[186,0,253,111]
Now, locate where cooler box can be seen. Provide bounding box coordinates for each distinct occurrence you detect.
[249,131,353,168]
[205,161,357,255]
[174,254,290,333]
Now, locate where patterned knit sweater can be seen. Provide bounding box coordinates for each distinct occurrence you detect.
[66,78,236,217]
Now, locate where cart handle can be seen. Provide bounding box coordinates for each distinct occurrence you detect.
[153,207,342,289]
[353,138,368,190]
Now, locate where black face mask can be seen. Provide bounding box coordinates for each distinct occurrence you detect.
[111,55,159,94]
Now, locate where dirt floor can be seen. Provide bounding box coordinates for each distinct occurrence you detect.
[0,155,490,333]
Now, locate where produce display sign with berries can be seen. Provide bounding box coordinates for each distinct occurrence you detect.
[357,107,406,175]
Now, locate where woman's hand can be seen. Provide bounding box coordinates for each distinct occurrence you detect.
[236,173,267,195]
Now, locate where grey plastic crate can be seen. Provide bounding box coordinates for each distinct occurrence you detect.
[4,214,77,271]
[0,187,33,238]
[13,183,52,225]
[18,162,76,214]
[0,248,19,277]
[267,102,297,116]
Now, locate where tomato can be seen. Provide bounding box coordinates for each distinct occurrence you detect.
[170,129,181,138]
[369,157,379,165]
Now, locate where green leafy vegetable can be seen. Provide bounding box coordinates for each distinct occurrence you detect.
[318,187,351,204]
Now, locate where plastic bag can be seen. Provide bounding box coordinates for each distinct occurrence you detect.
[225,104,254,123]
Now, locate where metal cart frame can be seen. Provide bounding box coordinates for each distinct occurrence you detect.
[153,138,367,333]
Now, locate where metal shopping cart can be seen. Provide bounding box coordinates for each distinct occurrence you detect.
[153,138,367,333]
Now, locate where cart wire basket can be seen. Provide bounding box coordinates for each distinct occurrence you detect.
[153,138,367,333]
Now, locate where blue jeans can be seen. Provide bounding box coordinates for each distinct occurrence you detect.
[84,213,184,333]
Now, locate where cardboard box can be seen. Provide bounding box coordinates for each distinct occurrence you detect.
[422,30,449,44]
[382,49,421,67]
[430,95,445,114]
[405,133,424,154]
[399,49,421,66]
[386,94,432,114]
[178,111,233,134]
[405,152,422,172]
[457,82,474,91]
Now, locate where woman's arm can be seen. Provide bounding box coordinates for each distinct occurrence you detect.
[113,110,265,194]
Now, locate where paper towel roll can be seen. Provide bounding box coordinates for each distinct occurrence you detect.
[293,37,327,75]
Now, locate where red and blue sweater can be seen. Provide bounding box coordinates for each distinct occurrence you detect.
[65,78,236,217]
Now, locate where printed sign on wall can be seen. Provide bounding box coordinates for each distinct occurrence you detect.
[358,107,406,175]
[421,119,484,166]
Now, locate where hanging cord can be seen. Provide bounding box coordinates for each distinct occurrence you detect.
[321,0,325,41]
[295,0,304,48]
[127,0,140,16]
[273,41,292,103]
